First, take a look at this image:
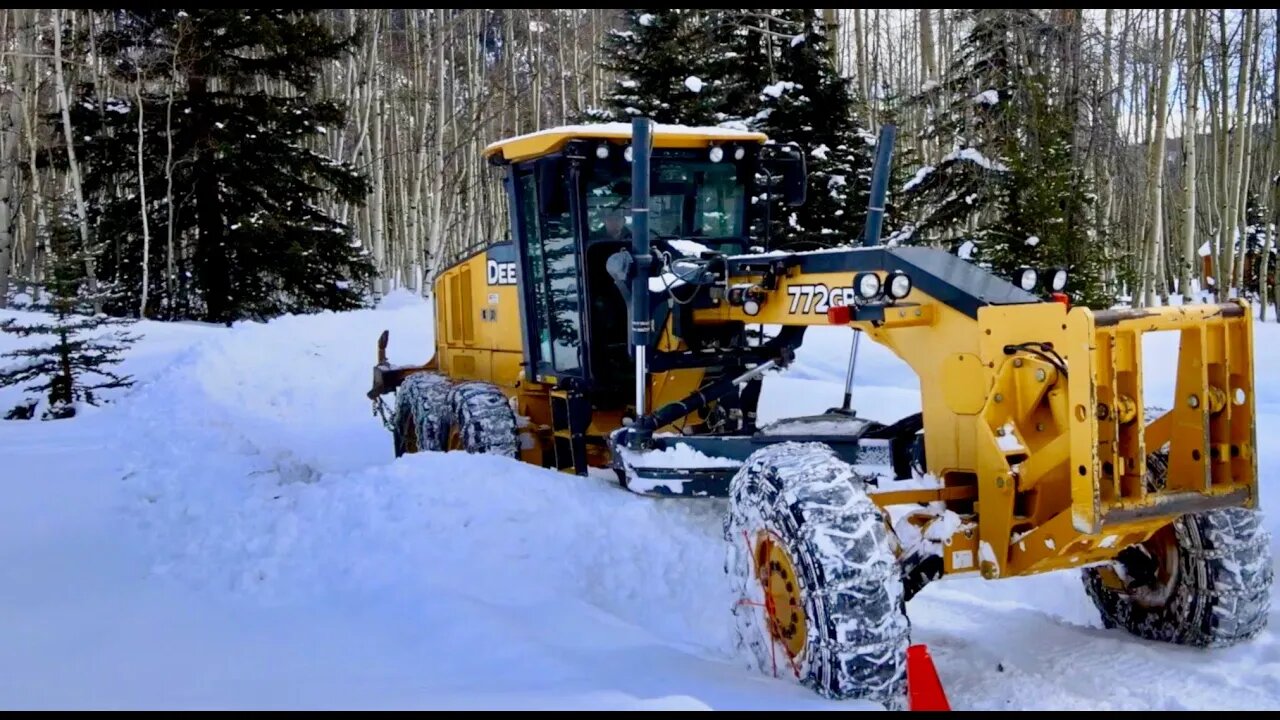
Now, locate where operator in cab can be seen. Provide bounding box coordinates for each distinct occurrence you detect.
[596,206,632,241]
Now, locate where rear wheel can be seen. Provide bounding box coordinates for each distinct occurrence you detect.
[1082,447,1271,647]
[724,442,910,710]
[1083,506,1272,647]
[393,372,453,456]
[448,381,519,457]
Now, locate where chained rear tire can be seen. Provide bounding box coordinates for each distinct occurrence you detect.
[393,372,453,456]
[448,381,519,457]
[724,442,909,710]
[1083,506,1272,647]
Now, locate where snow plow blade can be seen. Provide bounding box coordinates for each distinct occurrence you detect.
[609,413,898,497]
[1068,300,1257,533]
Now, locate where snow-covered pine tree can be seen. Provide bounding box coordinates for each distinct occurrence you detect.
[1242,192,1276,302]
[706,10,772,130]
[897,9,1106,306]
[66,10,374,323]
[583,10,722,125]
[0,207,138,420]
[745,10,883,250]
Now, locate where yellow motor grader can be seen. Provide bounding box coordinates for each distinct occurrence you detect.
[367,117,1270,710]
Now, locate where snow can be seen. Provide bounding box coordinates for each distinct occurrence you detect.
[668,239,712,257]
[684,76,704,94]
[4,297,1280,710]
[972,89,999,106]
[810,144,829,160]
[649,272,688,292]
[996,424,1023,452]
[923,510,964,543]
[617,441,742,470]
[756,418,870,437]
[943,146,1009,172]
[903,165,935,192]
[761,81,796,99]
[1025,235,1041,247]
[1199,241,1213,257]
[979,541,999,573]
[638,13,654,26]
[790,34,805,47]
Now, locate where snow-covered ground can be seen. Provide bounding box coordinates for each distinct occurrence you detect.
[2,292,1278,710]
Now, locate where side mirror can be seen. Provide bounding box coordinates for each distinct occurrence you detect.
[760,144,807,207]
[537,156,569,217]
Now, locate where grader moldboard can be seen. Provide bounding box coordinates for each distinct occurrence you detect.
[367,117,1271,710]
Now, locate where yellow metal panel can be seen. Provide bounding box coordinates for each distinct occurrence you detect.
[430,246,526,390]
[449,274,463,345]
[460,266,475,345]
[1168,326,1210,492]
[941,354,987,414]
[482,124,768,164]
[1065,307,1101,533]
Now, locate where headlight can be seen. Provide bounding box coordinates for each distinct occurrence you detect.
[596,144,610,159]
[887,271,912,300]
[1018,268,1038,292]
[743,299,760,316]
[709,146,724,163]
[734,146,745,160]
[1050,268,1067,292]
[854,272,881,300]
[624,146,633,162]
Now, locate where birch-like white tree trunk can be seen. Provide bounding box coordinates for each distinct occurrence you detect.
[369,23,388,298]
[1231,12,1260,290]
[1263,9,1279,321]
[51,8,100,306]
[1181,9,1203,303]
[135,76,151,317]
[1223,10,1255,296]
[0,89,21,307]
[1141,9,1173,307]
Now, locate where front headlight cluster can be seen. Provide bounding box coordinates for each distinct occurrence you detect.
[1015,266,1068,293]
[852,270,913,302]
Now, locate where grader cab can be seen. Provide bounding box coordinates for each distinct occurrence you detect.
[368,118,1269,710]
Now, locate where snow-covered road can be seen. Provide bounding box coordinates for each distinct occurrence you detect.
[2,292,1277,710]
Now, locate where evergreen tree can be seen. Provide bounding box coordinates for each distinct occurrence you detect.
[584,10,723,125]
[1,207,138,420]
[745,10,887,250]
[63,9,373,323]
[1242,192,1275,300]
[897,10,1107,306]
[706,11,773,129]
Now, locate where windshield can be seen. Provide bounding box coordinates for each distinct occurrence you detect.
[584,156,746,253]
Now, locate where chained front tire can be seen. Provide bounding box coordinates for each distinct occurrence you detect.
[393,372,453,456]
[724,442,909,710]
[448,381,519,457]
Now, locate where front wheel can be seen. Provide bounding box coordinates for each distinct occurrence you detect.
[724,442,910,710]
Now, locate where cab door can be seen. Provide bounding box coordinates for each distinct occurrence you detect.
[512,157,586,382]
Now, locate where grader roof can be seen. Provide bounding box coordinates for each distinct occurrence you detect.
[482,122,769,164]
